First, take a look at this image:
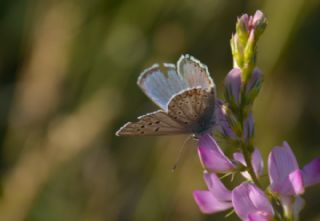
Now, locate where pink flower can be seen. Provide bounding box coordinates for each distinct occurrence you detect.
[197,134,235,173]
[193,172,232,214]
[233,148,264,180]
[268,141,320,196]
[232,183,274,221]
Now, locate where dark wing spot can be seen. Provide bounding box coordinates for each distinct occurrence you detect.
[141,125,145,128]
[155,127,160,132]
[155,121,160,124]
[140,131,145,134]
[148,122,152,126]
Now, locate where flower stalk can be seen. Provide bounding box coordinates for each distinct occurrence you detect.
[229,10,267,188]
[190,10,320,221]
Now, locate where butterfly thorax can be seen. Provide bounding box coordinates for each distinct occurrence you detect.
[191,112,216,138]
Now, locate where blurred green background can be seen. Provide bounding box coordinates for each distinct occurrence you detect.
[0,0,320,220]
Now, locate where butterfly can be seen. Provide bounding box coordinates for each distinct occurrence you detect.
[116,54,217,138]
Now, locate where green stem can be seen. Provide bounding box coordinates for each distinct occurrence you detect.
[240,141,262,188]
[239,80,262,188]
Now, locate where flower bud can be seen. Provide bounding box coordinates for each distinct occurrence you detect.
[224,68,242,108]
[251,10,267,40]
[243,112,254,144]
[236,14,249,45]
[230,35,243,68]
[215,101,239,140]
[231,10,267,74]
[245,68,263,104]
[242,31,256,81]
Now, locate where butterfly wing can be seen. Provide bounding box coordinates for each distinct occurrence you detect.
[137,55,214,111]
[177,54,214,89]
[137,64,188,110]
[167,87,216,135]
[119,55,216,137]
[115,110,190,136]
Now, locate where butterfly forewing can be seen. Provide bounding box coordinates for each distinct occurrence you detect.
[137,54,214,111]
[177,55,214,89]
[137,64,188,110]
[116,110,190,136]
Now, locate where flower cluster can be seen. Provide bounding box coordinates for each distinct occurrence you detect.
[193,11,320,221]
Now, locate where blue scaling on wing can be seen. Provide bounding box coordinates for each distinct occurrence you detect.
[137,54,214,111]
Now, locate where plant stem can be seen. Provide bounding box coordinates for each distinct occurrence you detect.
[239,80,262,188]
[241,141,262,188]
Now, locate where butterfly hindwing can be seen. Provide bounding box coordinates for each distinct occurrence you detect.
[167,87,216,135]
[116,110,190,136]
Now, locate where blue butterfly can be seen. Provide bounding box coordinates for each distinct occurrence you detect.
[116,54,217,138]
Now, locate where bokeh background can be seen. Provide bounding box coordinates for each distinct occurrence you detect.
[0,0,320,220]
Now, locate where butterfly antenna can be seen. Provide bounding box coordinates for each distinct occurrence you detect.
[171,136,193,172]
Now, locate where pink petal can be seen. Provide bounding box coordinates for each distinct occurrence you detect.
[302,157,320,187]
[248,211,272,221]
[233,148,264,180]
[233,151,246,165]
[198,134,235,173]
[275,170,304,196]
[252,148,264,177]
[232,183,274,221]
[252,10,264,27]
[233,151,251,180]
[203,172,232,202]
[193,190,232,214]
[268,142,299,194]
[288,170,304,195]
